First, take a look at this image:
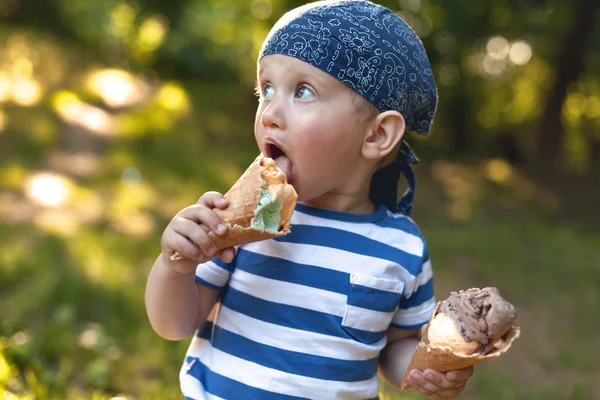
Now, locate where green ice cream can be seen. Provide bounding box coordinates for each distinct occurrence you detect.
[250,187,282,233]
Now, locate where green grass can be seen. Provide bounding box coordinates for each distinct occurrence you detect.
[1,153,599,399]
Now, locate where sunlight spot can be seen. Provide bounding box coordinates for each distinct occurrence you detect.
[137,16,168,50]
[107,3,136,39]
[25,172,72,207]
[486,36,510,60]
[121,166,141,186]
[52,90,79,111]
[564,92,586,121]
[53,91,114,135]
[482,55,505,76]
[12,78,42,106]
[12,331,30,346]
[0,355,12,385]
[12,56,33,78]
[81,107,111,132]
[485,158,513,184]
[110,396,129,400]
[157,82,189,112]
[509,41,532,65]
[79,327,100,349]
[87,69,135,108]
[251,0,273,20]
[0,72,12,102]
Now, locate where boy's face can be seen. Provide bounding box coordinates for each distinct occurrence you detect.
[255,54,373,203]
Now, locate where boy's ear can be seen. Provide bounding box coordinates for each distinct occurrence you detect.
[361,111,406,161]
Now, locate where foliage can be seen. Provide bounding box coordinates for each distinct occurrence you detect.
[0,0,599,399]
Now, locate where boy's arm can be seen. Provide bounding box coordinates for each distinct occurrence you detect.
[145,254,220,341]
[379,327,474,399]
[145,191,235,341]
[378,327,421,386]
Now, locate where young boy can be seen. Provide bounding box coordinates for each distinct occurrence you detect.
[146,1,474,399]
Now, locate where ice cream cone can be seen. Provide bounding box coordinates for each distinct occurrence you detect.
[400,301,521,389]
[170,153,297,260]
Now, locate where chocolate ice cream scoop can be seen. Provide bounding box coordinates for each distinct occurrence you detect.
[400,287,521,389]
[438,287,517,345]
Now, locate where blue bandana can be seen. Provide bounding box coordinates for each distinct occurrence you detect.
[259,0,437,215]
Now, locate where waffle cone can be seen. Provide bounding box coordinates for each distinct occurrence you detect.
[171,154,297,260]
[400,302,520,390]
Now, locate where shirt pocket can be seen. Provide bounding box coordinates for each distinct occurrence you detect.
[341,273,404,344]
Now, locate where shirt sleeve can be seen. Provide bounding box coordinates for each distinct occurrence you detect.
[390,241,436,330]
[195,251,237,290]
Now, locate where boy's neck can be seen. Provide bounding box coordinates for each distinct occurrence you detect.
[299,160,383,215]
[300,191,376,215]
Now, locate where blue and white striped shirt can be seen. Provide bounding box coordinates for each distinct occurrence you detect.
[181,203,435,400]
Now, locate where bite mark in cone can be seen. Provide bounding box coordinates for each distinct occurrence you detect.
[170,153,297,261]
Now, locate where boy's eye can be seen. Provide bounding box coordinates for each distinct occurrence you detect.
[262,84,275,99]
[296,86,314,100]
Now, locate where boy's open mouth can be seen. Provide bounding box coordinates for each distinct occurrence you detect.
[265,141,294,185]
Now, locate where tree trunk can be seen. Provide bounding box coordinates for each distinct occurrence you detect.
[445,86,470,156]
[536,0,599,170]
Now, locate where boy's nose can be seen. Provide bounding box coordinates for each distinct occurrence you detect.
[260,99,285,130]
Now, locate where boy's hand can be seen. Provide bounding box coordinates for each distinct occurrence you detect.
[161,191,235,274]
[407,367,473,399]
[406,323,474,399]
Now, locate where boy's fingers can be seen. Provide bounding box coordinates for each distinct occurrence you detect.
[198,191,229,209]
[424,369,467,389]
[423,369,443,385]
[181,206,227,236]
[218,247,236,263]
[408,371,436,398]
[412,370,464,397]
[446,366,474,382]
[408,371,437,394]
[171,234,203,262]
[174,219,217,257]
[409,369,467,399]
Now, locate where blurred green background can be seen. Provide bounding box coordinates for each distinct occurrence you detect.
[1,0,599,399]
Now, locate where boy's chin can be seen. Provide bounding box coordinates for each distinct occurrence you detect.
[293,185,318,205]
[294,188,332,206]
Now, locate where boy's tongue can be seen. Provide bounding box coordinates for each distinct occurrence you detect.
[274,155,293,184]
